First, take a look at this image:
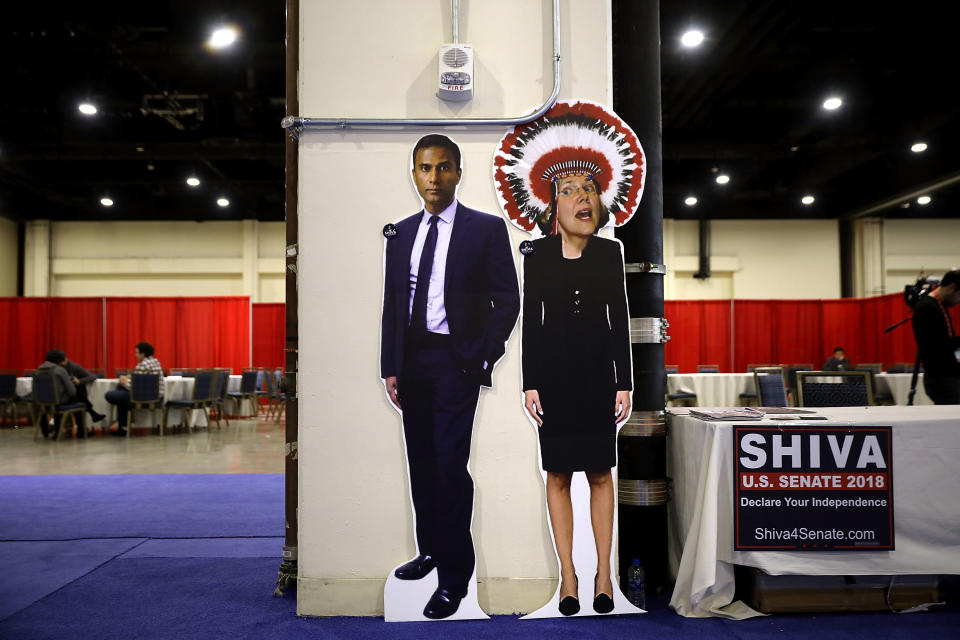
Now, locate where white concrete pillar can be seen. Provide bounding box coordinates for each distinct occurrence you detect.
[853,218,885,297]
[241,219,259,303]
[23,219,50,297]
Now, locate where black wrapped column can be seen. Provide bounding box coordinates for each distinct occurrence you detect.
[613,0,670,594]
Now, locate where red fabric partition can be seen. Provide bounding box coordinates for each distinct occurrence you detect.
[664,300,732,372]
[0,297,104,372]
[252,303,285,369]
[106,297,250,375]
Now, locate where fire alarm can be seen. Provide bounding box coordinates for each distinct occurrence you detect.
[438,43,474,102]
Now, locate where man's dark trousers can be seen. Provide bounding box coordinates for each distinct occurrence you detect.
[400,333,479,596]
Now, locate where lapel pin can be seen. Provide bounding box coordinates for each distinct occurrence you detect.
[519,240,534,255]
[382,223,398,239]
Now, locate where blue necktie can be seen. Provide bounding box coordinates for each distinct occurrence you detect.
[411,215,439,332]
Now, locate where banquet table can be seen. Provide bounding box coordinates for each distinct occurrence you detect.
[667,373,756,407]
[874,372,932,405]
[667,405,960,619]
[16,375,245,430]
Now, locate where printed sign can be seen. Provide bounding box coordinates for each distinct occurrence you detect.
[733,426,894,551]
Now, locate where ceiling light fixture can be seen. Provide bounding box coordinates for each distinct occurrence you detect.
[217,197,230,207]
[715,174,730,185]
[910,142,928,153]
[917,195,931,205]
[78,103,97,115]
[100,197,114,207]
[822,96,842,111]
[186,177,201,187]
[681,30,705,48]
[209,26,238,49]
[684,196,698,207]
[801,195,815,205]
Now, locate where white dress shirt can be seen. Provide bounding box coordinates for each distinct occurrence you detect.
[408,200,457,334]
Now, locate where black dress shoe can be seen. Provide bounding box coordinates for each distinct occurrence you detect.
[393,554,436,580]
[89,411,106,422]
[423,587,464,620]
[593,574,614,614]
[558,575,579,616]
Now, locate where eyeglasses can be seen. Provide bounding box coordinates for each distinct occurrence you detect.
[557,183,597,198]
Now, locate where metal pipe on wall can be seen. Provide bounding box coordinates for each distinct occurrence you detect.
[281,0,561,133]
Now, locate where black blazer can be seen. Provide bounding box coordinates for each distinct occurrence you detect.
[521,234,632,393]
[380,203,520,387]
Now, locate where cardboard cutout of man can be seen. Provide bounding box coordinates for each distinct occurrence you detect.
[494,101,646,618]
[381,134,520,620]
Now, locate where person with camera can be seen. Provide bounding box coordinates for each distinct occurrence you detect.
[911,270,960,404]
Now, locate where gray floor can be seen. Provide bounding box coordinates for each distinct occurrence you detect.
[0,415,286,475]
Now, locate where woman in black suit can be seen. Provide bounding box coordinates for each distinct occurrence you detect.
[522,171,632,615]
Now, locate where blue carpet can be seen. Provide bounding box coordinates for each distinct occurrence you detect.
[0,474,283,540]
[121,537,283,558]
[0,557,957,640]
[0,539,145,621]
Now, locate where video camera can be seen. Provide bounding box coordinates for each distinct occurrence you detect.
[904,274,940,310]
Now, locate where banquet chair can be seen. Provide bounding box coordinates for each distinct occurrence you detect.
[697,364,720,373]
[265,368,286,421]
[785,364,813,405]
[664,365,697,407]
[128,372,163,438]
[754,367,788,407]
[31,370,88,441]
[796,371,874,408]
[210,369,232,428]
[162,369,216,433]
[1,372,33,427]
[228,369,261,418]
[855,364,893,404]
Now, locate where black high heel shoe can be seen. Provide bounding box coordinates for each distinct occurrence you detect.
[593,574,614,614]
[558,575,580,616]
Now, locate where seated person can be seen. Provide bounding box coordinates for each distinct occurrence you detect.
[105,342,165,436]
[822,346,851,371]
[35,350,78,437]
[64,356,106,423]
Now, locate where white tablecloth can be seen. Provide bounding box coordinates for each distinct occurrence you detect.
[667,373,756,407]
[17,375,244,429]
[874,372,932,405]
[667,405,960,618]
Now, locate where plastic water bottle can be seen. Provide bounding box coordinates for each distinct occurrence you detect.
[627,558,646,609]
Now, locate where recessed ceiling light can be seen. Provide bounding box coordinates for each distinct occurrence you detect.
[135,146,145,153]
[681,30,704,48]
[910,142,928,153]
[715,174,730,185]
[684,196,698,207]
[217,197,230,207]
[917,195,931,205]
[822,96,842,111]
[100,197,114,207]
[78,103,97,115]
[790,146,799,152]
[801,195,815,205]
[209,26,238,49]
[146,163,155,171]
[186,177,201,187]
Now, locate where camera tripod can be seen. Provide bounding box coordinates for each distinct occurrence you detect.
[884,316,923,406]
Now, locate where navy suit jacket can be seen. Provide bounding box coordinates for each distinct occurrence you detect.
[381,203,520,388]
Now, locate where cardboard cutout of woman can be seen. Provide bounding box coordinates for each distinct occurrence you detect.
[494,101,646,618]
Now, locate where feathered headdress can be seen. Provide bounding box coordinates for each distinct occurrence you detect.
[493,100,645,236]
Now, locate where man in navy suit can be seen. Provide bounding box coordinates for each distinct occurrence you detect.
[381,134,520,619]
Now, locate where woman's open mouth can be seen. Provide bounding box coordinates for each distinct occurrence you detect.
[575,208,594,220]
